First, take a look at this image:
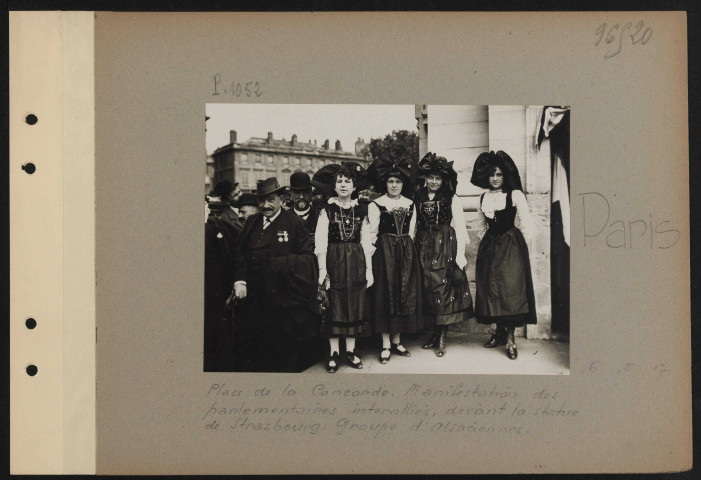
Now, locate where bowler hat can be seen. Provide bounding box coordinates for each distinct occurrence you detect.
[256,177,286,197]
[237,193,258,207]
[289,171,312,191]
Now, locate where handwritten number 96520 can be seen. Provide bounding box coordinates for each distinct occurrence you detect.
[595,21,652,59]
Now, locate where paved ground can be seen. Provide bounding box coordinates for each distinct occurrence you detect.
[303,332,570,375]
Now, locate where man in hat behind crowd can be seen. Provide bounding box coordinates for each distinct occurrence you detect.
[232,177,319,372]
[234,192,260,230]
[288,171,321,237]
[207,180,243,232]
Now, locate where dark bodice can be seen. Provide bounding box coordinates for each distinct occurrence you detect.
[416,192,453,230]
[375,203,414,236]
[324,203,367,243]
[481,191,517,234]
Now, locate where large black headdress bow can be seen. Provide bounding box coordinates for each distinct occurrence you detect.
[470,150,523,192]
[368,154,415,182]
[418,152,459,193]
[311,161,370,197]
[367,154,416,195]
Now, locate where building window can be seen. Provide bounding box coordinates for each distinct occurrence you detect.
[255,153,262,164]
[240,152,247,163]
[239,170,249,187]
[305,158,312,167]
[267,155,274,165]
[295,157,301,167]
[282,156,289,166]
[281,169,291,186]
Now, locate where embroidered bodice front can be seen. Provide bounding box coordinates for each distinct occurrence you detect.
[416,196,453,230]
[324,204,366,243]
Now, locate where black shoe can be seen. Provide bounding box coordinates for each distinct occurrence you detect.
[391,343,411,357]
[422,327,439,349]
[327,352,340,373]
[506,343,518,360]
[436,329,447,357]
[345,351,363,369]
[379,348,390,364]
[484,334,501,348]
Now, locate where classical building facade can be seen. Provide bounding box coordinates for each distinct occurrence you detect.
[211,130,371,192]
[417,105,569,340]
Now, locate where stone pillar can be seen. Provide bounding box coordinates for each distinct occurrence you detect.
[487,105,552,339]
[415,104,428,160]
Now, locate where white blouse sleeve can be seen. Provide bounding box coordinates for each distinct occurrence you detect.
[314,209,329,270]
[512,190,535,243]
[450,195,469,268]
[474,195,488,240]
[409,204,417,240]
[360,216,375,266]
[367,201,380,248]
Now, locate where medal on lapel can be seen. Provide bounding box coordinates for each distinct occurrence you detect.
[277,231,289,242]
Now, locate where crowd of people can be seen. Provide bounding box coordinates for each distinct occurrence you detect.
[204,150,536,372]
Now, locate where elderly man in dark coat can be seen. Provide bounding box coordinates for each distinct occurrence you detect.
[232,177,319,372]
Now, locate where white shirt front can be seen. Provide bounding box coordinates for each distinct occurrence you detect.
[294,207,311,219]
[262,209,282,229]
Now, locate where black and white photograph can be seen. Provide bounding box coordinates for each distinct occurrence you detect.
[203,104,571,375]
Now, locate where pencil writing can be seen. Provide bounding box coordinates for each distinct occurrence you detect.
[595,21,653,59]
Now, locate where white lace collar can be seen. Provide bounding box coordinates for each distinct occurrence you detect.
[375,194,412,209]
[327,197,358,208]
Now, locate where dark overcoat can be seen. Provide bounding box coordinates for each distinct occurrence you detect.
[233,209,321,371]
[203,216,238,371]
[234,209,317,300]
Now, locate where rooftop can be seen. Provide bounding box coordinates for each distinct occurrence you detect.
[214,130,368,158]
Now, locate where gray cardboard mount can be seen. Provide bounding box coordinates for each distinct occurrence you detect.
[9,11,692,475]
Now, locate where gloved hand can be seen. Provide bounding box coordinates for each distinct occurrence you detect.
[234,282,247,299]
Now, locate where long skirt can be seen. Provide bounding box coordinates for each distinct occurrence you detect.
[321,242,370,338]
[475,227,537,327]
[416,224,474,326]
[371,234,423,334]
